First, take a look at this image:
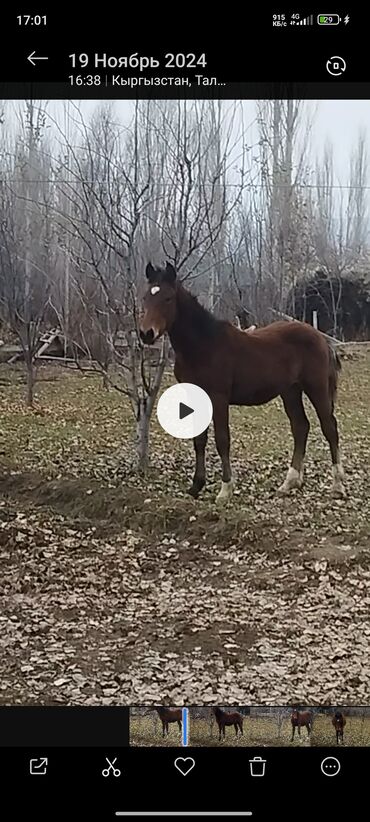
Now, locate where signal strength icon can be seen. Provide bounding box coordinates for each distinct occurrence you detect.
[291,14,314,25]
[298,14,314,25]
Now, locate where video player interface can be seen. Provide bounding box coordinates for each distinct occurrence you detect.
[0,6,368,820]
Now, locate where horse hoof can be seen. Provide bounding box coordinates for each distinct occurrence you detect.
[277,468,303,495]
[332,482,347,499]
[215,481,234,505]
[277,483,290,496]
[277,481,302,495]
[188,486,199,498]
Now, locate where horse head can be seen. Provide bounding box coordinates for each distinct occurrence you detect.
[140,262,177,344]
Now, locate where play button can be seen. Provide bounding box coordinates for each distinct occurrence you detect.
[179,402,193,420]
[157,383,213,439]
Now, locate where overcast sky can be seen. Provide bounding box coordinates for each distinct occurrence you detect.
[307,100,369,169]
[15,99,368,182]
[74,99,369,178]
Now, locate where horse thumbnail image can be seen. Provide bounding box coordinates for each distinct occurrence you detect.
[310,708,370,747]
[191,707,315,747]
[130,707,249,747]
[130,707,183,746]
[184,707,314,747]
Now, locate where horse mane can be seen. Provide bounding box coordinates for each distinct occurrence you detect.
[176,284,225,339]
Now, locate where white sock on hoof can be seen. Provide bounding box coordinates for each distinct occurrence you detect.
[216,480,234,503]
[278,466,303,494]
[332,462,346,496]
[333,461,345,481]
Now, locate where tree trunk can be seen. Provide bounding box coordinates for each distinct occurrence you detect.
[136,398,151,474]
[25,356,35,407]
[134,339,168,474]
[102,362,109,390]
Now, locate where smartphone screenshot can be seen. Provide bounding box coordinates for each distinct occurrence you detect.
[0,6,367,820]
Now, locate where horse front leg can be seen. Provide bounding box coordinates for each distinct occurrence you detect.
[188,428,208,498]
[213,398,233,504]
[291,725,295,742]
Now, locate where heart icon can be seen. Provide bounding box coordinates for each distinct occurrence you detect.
[174,757,195,776]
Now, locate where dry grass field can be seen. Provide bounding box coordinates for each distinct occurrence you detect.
[0,351,369,704]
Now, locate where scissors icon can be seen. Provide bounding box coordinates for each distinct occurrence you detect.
[102,757,121,777]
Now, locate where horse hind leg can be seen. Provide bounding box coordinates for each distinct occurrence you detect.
[305,386,346,497]
[278,387,309,494]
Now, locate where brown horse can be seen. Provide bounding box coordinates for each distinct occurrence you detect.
[332,711,346,744]
[140,262,345,503]
[213,707,244,740]
[156,707,182,738]
[291,709,312,741]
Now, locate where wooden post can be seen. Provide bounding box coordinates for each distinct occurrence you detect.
[312,310,318,329]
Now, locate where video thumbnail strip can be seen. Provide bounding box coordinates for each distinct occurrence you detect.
[130,706,370,747]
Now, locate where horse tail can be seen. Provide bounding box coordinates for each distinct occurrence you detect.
[327,337,341,407]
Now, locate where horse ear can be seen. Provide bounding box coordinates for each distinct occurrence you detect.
[164,262,177,283]
[145,262,157,283]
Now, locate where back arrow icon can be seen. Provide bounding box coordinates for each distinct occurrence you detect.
[28,51,49,66]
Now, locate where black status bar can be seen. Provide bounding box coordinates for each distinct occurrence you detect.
[0,8,368,98]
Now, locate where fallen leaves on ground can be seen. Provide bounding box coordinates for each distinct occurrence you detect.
[0,357,369,705]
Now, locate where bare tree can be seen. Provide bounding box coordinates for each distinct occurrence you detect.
[52,101,250,471]
[314,132,369,336]
[0,101,53,405]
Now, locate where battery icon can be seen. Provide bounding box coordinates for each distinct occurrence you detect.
[317,14,341,25]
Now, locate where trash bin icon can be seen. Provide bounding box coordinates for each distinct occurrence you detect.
[249,756,266,777]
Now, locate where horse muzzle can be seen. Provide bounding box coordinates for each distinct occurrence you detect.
[139,328,156,345]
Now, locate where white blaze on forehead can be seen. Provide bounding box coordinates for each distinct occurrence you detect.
[150,286,160,295]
